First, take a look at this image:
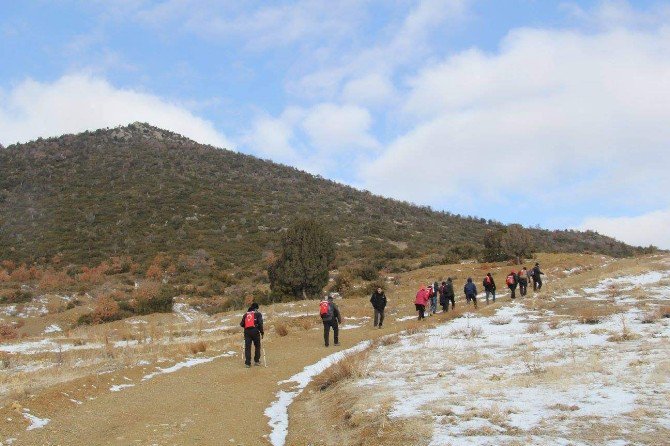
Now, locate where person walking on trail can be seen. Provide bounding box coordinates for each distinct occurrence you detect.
[442,277,456,311]
[438,281,449,312]
[239,302,264,368]
[415,285,430,320]
[370,287,387,328]
[320,295,341,347]
[518,267,529,296]
[464,278,478,309]
[532,263,545,291]
[483,273,496,304]
[506,271,518,299]
[430,281,439,315]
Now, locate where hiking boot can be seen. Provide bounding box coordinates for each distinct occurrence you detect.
[334,342,340,346]
[245,364,251,368]
[254,361,261,366]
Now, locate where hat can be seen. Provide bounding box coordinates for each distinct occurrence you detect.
[328,295,334,301]
[250,302,259,310]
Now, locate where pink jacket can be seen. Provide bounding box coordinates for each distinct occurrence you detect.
[415,287,429,305]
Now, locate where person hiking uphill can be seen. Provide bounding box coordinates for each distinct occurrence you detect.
[239,302,264,368]
[415,285,430,320]
[506,271,518,299]
[430,281,439,314]
[320,295,341,347]
[483,273,496,304]
[441,278,456,311]
[532,263,545,291]
[370,287,387,328]
[464,278,478,309]
[518,267,529,296]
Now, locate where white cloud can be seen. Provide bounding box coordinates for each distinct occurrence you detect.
[301,103,378,151]
[0,73,233,148]
[360,21,670,213]
[342,73,396,107]
[580,209,670,249]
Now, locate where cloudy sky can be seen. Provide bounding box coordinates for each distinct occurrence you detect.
[1,0,669,248]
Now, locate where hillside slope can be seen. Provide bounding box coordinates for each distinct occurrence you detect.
[0,123,637,269]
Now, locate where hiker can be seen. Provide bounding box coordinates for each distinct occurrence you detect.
[442,277,456,310]
[320,295,341,347]
[464,278,478,309]
[370,287,387,328]
[415,285,430,320]
[239,302,264,368]
[483,273,496,304]
[430,281,439,314]
[506,271,518,299]
[438,281,448,312]
[532,263,545,291]
[518,267,529,296]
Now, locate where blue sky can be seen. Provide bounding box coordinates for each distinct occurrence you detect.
[1,0,670,248]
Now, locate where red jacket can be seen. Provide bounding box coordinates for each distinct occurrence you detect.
[415,287,430,305]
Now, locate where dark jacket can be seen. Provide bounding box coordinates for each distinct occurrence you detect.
[441,281,455,298]
[532,266,544,278]
[321,301,341,323]
[482,276,496,291]
[464,282,477,297]
[370,291,387,311]
[240,308,264,335]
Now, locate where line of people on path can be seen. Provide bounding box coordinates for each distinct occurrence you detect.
[240,264,545,367]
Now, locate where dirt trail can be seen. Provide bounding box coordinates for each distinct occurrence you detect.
[11,310,417,445]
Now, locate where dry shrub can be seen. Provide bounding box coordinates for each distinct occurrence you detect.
[660,306,670,318]
[1,260,16,271]
[0,269,10,282]
[547,318,561,329]
[0,351,10,368]
[289,316,317,331]
[491,315,512,325]
[145,264,163,281]
[576,306,610,324]
[47,301,65,314]
[639,310,659,324]
[274,322,289,337]
[39,269,74,290]
[607,314,639,342]
[376,334,400,346]
[91,295,121,324]
[79,262,110,284]
[526,322,543,334]
[189,341,207,354]
[404,320,423,335]
[10,265,31,282]
[0,324,18,340]
[313,349,369,391]
[548,403,579,411]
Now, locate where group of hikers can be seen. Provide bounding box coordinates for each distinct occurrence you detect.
[414,262,544,318]
[240,264,544,367]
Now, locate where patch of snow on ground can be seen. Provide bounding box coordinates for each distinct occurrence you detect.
[110,384,135,392]
[141,351,236,381]
[173,302,201,323]
[43,324,61,334]
[22,411,50,431]
[583,271,667,294]
[265,340,371,446]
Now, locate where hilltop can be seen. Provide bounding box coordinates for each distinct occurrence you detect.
[0,123,639,272]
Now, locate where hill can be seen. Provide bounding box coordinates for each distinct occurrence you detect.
[0,123,640,272]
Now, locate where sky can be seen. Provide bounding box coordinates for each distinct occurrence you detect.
[1,0,669,248]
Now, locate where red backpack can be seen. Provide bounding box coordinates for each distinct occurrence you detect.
[506,274,516,286]
[244,311,256,328]
[485,276,492,285]
[319,300,330,318]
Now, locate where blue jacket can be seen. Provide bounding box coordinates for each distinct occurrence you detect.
[464,282,477,297]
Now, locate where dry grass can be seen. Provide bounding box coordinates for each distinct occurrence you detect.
[576,306,612,324]
[312,349,370,392]
[274,322,289,337]
[289,316,317,331]
[404,320,424,335]
[660,305,670,318]
[547,318,561,329]
[639,310,660,324]
[490,315,512,325]
[526,322,543,334]
[189,340,207,354]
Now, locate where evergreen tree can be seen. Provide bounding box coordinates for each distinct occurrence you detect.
[482,229,506,262]
[501,224,534,264]
[268,219,336,299]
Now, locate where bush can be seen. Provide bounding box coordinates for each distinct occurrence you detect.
[356,265,379,281]
[92,295,122,324]
[331,273,352,294]
[189,341,207,354]
[39,269,74,290]
[0,269,9,282]
[77,313,94,325]
[9,265,31,282]
[0,324,18,340]
[135,283,175,315]
[0,290,33,304]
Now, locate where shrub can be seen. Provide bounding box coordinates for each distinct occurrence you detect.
[356,265,379,281]
[312,349,369,391]
[660,306,670,318]
[526,322,543,334]
[274,322,289,337]
[77,313,94,325]
[0,269,9,282]
[92,295,122,324]
[577,307,608,324]
[331,273,352,294]
[39,269,74,290]
[189,341,207,354]
[79,263,110,284]
[0,290,33,304]
[135,283,174,315]
[490,316,512,325]
[9,265,31,282]
[0,324,18,340]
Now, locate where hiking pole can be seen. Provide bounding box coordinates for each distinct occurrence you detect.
[263,346,268,368]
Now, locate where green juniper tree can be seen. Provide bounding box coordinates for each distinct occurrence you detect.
[268,219,336,299]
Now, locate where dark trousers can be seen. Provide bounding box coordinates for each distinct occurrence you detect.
[415,304,425,320]
[534,278,542,290]
[446,295,455,310]
[509,285,517,299]
[323,320,339,346]
[373,308,385,327]
[244,329,261,365]
[466,294,477,308]
[519,279,528,296]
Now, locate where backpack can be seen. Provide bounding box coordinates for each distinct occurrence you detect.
[506,274,516,286]
[319,300,331,318]
[244,311,256,328]
[485,276,492,285]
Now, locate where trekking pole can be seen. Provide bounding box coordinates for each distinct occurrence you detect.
[263,346,268,368]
